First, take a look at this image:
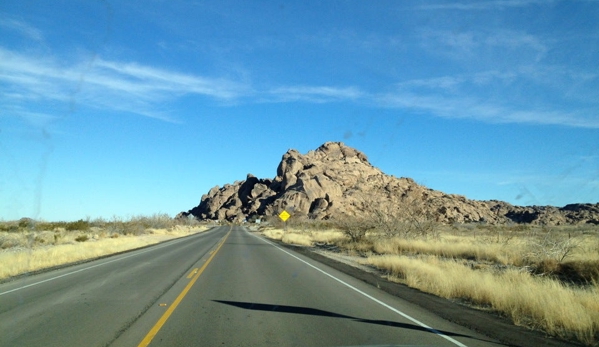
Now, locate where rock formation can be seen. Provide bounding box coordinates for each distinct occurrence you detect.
[178,142,599,225]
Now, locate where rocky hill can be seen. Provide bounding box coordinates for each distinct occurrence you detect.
[178,142,599,226]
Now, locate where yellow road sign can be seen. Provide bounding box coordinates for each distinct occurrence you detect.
[279,210,290,222]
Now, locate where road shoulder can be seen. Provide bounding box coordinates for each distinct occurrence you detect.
[268,239,581,347]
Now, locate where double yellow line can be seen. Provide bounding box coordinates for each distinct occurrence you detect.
[138,229,231,347]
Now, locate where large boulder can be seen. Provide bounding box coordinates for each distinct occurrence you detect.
[178,142,599,225]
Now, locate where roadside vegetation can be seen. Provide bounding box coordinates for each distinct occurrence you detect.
[0,214,208,281]
[260,209,599,346]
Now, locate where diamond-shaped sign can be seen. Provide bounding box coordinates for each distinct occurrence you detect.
[279,210,290,222]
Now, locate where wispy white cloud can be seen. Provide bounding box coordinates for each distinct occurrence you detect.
[0,47,250,123]
[92,60,246,99]
[0,17,43,41]
[396,76,466,91]
[419,0,555,11]
[419,28,548,62]
[2,27,596,129]
[379,91,599,128]
[268,70,598,128]
[267,85,365,103]
[377,69,599,128]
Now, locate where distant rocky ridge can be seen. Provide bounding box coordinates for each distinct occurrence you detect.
[178,142,599,226]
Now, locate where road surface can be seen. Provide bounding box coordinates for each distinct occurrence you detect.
[0,226,506,347]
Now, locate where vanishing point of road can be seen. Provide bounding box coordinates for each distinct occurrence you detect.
[0,226,507,346]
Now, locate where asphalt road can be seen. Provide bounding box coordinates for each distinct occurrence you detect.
[0,226,507,347]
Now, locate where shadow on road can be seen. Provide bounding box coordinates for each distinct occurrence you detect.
[213,299,501,345]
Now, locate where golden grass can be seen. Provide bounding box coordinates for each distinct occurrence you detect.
[260,228,313,246]
[364,254,599,345]
[261,228,284,240]
[570,233,599,262]
[0,225,207,281]
[371,235,529,265]
[309,229,346,244]
[282,233,313,246]
[261,228,345,246]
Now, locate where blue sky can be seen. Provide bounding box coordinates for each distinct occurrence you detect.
[1,0,598,221]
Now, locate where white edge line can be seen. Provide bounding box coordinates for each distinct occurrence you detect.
[247,230,468,347]
[0,228,219,296]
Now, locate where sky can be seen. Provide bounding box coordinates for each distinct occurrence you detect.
[1,0,598,222]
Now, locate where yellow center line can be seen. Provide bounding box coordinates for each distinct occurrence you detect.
[186,268,199,279]
[138,229,231,347]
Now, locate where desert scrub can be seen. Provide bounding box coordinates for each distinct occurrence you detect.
[0,232,30,249]
[262,228,284,241]
[282,232,313,246]
[262,227,346,247]
[260,229,313,246]
[0,223,209,281]
[336,222,599,345]
[75,234,89,242]
[369,225,598,281]
[371,236,525,265]
[364,254,599,345]
[309,229,345,244]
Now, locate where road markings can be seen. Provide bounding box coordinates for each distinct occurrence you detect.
[248,231,468,347]
[137,229,231,347]
[186,268,199,279]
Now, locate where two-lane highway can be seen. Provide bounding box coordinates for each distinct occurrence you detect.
[1,226,505,346]
[0,226,229,347]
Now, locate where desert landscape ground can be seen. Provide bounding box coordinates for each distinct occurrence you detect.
[2,215,598,345]
[0,214,208,281]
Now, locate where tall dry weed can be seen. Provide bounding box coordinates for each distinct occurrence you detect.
[372,236,526,265]
[309,230,345,244]
[365,255,599,345]
[282,233,313,246]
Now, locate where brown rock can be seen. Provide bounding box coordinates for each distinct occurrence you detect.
[179,142,599,225]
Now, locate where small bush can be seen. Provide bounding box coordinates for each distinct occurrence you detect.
[334,214,374,243]
[18,218,35,229]
[557,260,599,284]
[527,231,578,264]
[66,219,90,231]
[34,231,55,245]
[0,222,20,232]
[75,235,89,242]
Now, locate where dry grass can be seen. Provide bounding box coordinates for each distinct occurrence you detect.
[262,228,345,246]
[362,224,599,346]
[0,216,208,281]
[282,233,313,246]
[309,229,345,244]
[261,227,345,246]
[364,255,599,345]
[368,226,599,283]
[260,229,314,246]
[261,228,284,240]
[371,236,525,265]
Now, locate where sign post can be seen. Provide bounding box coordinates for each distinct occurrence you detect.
[278,210,290,234]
